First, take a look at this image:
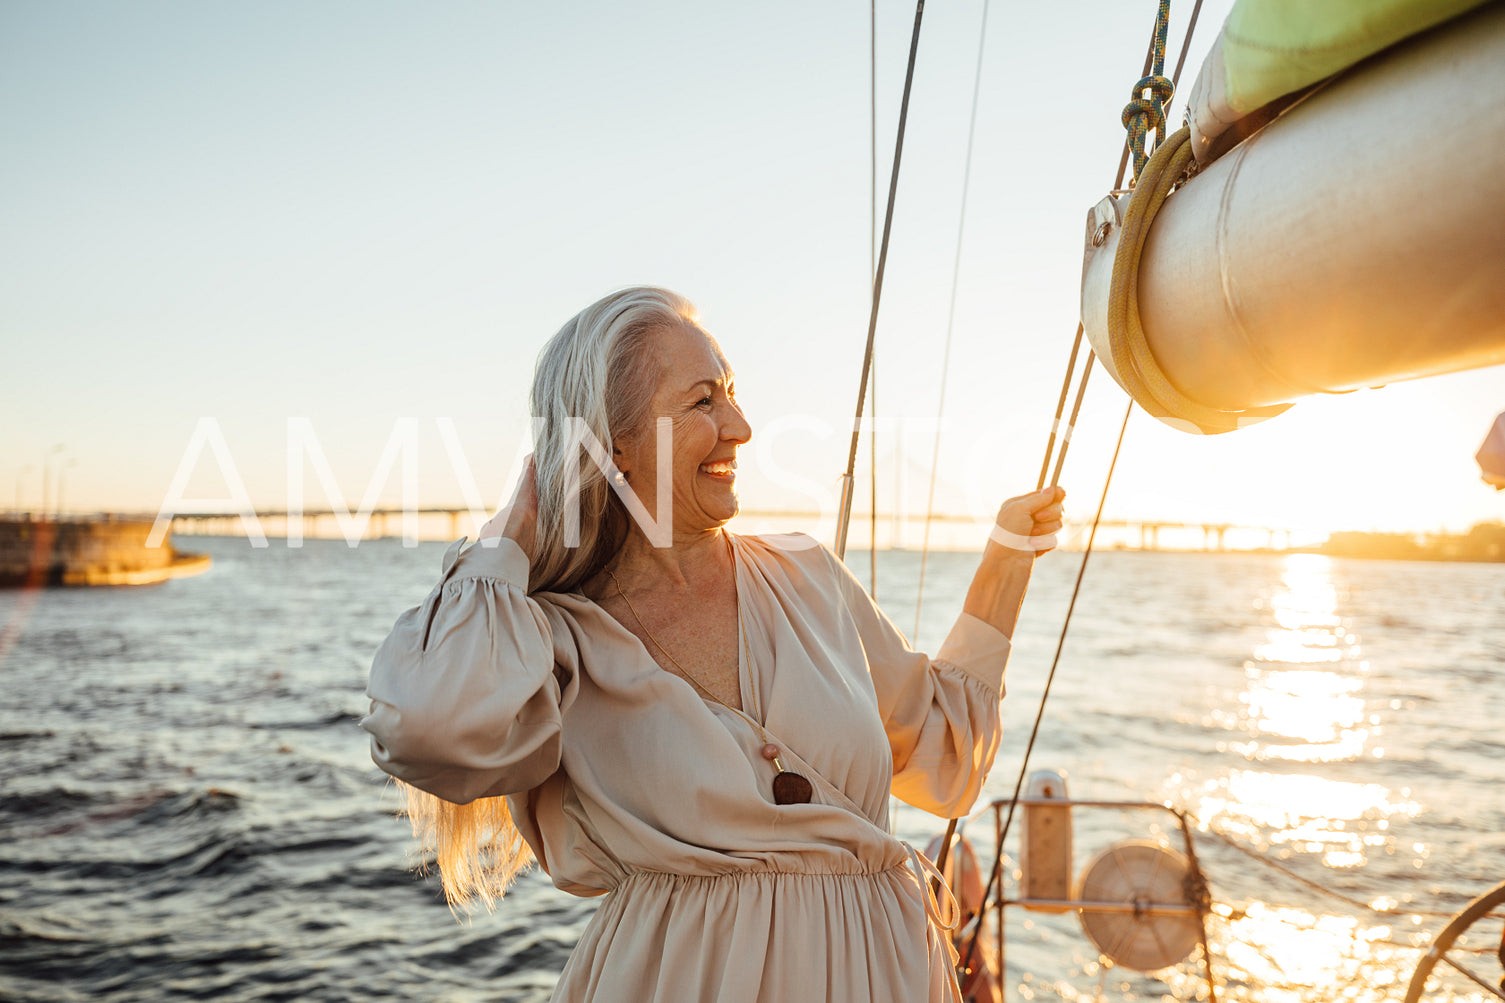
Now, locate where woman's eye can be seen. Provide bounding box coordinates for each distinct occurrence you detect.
[696,396,713,408]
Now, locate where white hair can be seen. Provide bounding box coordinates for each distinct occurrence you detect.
[400,286,699,910]
[527,285,699,594]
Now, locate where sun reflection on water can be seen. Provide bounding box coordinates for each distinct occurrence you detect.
[1199,769,1419,867]
[1253,555,1352,668]
[1229,555,1374,765]
[1214,902,1408,998]
[1194,554,1440,998]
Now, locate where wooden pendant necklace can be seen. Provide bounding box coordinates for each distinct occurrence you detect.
[606,568,814,806]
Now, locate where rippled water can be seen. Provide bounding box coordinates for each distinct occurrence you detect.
[2,537,1502,1001]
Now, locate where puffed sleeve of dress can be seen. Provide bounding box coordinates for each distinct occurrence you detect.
[820,543,1012,819]
[361,536,580,805]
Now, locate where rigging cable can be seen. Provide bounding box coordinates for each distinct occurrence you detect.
[912,0,993,642]
[959,396,1136,973]
[939,0,1185,907]
[934,0,1175,887]
[835,0,926,562]
[1035,333,1084,493]
[915,0,993,889]
[870,0,880,594]
[957,0,1206,979]
[871,362,879,589]
[1028,0,1206,482]
[1039,0,1204,488]
[1199,825,1465,922]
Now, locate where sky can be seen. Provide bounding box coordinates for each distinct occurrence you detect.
[3,0,1502,545]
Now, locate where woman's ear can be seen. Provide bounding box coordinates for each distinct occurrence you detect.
[611,439,632,480]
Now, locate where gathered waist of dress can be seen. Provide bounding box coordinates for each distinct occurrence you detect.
[612,845,958,941]
[617,856,913,887]
[558,848,964,1003]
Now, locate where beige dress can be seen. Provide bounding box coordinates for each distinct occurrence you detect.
[362,531,1011,1003]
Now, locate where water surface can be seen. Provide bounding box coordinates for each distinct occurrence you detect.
[2,539,1501,1001]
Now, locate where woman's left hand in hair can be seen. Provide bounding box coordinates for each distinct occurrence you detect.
[478,455,539,554]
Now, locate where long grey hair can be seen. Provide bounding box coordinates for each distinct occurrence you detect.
[403,287,698,910]
[526,285,697,594]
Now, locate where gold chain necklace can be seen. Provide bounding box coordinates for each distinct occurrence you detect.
[606,568,813,806]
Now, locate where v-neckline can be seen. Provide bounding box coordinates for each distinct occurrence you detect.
[578,533,760,721]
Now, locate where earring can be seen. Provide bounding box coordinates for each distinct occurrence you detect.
[612,471,627,487]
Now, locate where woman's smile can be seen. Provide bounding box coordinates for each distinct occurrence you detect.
[698,457,737,481]
[615,320,752,534]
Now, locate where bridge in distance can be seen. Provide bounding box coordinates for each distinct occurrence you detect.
[167,508,1302,552]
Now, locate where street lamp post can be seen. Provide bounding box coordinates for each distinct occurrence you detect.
[42,444,65,521]
[15,465,33,515]
[57,458,78,519]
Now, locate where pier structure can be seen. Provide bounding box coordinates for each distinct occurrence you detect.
[0,514,211,587]
[1115,520,1292,552]
[163,508,1296,552]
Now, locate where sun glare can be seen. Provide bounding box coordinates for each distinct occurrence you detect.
[1190,552,1447,996]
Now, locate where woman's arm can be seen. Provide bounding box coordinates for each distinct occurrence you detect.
[363,459,578,804]
[827,485,1065,817]
[961,486,1065,638]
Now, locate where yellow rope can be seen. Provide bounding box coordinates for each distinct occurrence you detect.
[1106,125,1293,434]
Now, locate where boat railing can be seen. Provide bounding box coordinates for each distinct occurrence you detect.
[960,795,1218,1001]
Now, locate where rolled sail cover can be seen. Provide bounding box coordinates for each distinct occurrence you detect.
[1080,1,1505,434]
[1480,412,1505,490]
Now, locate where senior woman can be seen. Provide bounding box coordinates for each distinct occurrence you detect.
[362,286,1064,1003]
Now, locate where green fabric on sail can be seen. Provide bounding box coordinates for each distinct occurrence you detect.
[1217,0,1489,114]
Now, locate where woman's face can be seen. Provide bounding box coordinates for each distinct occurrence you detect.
[616,322,751,535]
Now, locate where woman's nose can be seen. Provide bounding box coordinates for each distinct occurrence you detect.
[723,403,752,444]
